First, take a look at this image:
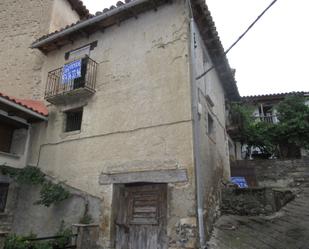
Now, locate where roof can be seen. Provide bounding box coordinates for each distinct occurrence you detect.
[242,91,309,102]
[31,0,168,51]
[66,0,91,19]
[31,0,240,100]
[190,0,240,100]
[0,92,48,117]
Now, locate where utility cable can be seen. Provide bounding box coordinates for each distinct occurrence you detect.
[196,0,278,81]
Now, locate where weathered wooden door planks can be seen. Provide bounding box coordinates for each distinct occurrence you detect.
[115,183,167,249]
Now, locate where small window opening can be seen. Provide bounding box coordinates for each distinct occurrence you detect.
[0,183,9,212]
[65,108,83,132]
[207,114,214,135]
[0,118,28,154]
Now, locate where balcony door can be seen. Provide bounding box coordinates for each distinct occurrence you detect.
[73,57,88,89]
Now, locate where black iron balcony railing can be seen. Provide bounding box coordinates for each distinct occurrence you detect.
[45,56,97,104]
[255,115,278,124]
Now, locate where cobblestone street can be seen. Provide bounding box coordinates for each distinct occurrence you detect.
[208,187,309,249]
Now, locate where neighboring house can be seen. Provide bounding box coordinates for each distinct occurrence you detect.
[0,0,89,100]
[229,91,309,160]
[0,0,240,248]
[0,93,48,168]
[242,91,309,124]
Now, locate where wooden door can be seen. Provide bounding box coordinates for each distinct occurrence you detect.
[115,184,167,249]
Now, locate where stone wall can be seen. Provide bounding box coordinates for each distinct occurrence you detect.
[0,0,79,99]
[49,0,80,33]
[221,187,294,216]
[10,183,101,237]
[231,157,309,188]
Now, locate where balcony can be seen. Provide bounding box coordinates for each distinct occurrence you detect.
[45,56,97,105]
[255,115,278,124]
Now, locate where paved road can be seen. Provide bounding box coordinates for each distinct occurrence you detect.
[207,187,309,249]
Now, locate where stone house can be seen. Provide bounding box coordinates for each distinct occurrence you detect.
[229,91,309,160]
[0,0,239,248]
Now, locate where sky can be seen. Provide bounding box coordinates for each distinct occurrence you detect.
[83,0,308,96]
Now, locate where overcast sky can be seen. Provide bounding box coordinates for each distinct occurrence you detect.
[83,0,308,96]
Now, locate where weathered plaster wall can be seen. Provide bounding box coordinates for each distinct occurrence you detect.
[28,2,196,248]
[0,0,51,99]
[49,0,80,33]
[11,183,101,237]
[0,0,79,100]
[193,22,230,239]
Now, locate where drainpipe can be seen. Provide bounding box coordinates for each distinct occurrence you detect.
[189,18,207,248]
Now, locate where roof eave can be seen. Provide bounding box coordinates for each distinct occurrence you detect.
[190,0,240,101]
[242,91,309,102]
[31,0,156,50]
[66,0,90,19]
[0,96,48,121]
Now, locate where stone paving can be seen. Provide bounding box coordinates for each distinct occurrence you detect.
[207,187,309,249]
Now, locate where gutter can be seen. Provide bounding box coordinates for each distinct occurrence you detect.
[31,0,152,49]
[0,97,48,121]
[189,18,207,248]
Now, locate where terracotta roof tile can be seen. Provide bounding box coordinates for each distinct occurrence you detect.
[0,92,48,117]
[66,0,91,19]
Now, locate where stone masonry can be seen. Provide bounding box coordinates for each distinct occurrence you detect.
[208,158,309,249]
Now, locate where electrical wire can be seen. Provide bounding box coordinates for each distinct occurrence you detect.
[196,0,278,81]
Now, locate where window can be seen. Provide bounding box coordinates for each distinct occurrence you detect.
[68,45,90,60]
[0,183,9,212]
[207,113,215,139]
[0,123,14,153]
[65,108,83,132]
[0,117,28,154]
[64,41,97,60]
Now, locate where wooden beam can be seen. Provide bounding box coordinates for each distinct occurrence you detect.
[78,29,90,38]
[99,169,188,185]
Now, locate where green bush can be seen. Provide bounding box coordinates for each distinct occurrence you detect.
[230,95,309,158]
[3,233,52,249]
[35,182,71,207]
[4,224,72,249]
[4,234,30,249]
[16,167,45,185]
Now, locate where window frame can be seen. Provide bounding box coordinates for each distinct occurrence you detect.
[64,107,83,133]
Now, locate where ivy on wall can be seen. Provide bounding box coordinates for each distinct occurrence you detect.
[34,182,71,207]
[0,166,70,207]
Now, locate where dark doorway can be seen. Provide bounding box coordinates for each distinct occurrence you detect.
[115,183,167,249]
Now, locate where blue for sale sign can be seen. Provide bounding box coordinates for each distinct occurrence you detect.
[62,59,82,84]
[231,177,248,188]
